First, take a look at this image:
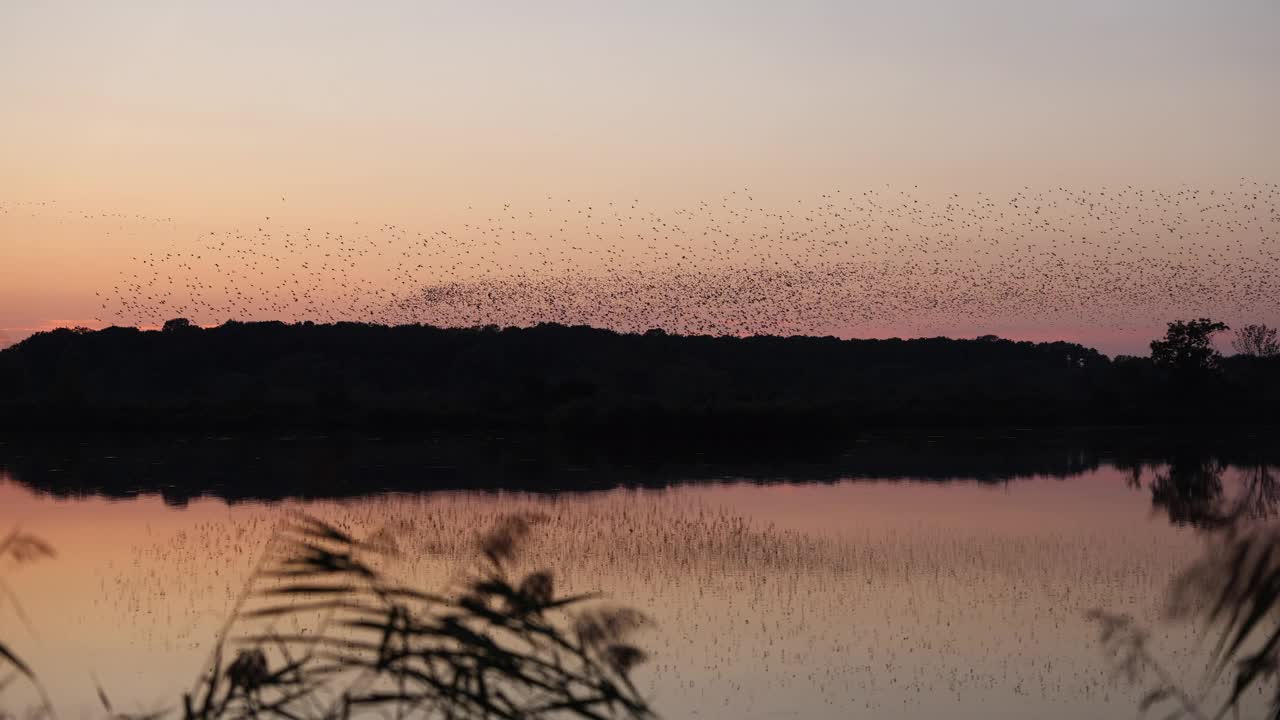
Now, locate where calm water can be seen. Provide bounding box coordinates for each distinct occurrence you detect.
[0,436,1270,719]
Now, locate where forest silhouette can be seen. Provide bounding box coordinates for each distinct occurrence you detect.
[1,320,1278,435]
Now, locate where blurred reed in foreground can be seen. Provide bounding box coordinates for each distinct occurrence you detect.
[2,515,654,720]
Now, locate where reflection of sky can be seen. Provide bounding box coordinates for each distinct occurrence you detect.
[1,468,1233,719]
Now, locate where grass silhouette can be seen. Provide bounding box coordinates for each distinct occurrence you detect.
[2,516,654,720]
[1090,462,1280,719]
[0,528,57,718]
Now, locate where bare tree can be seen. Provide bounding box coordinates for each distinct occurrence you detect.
[1231,323,1280,357]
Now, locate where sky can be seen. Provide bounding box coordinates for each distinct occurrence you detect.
[2,0,1278,354]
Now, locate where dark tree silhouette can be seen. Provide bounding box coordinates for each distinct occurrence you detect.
[1,319,1278,433]
[0,320,1119,432]
[1232,323,1280,358]
[1150,318,1229,374]
[164,318,196,333]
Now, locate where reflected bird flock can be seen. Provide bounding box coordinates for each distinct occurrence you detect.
[6,476,1250,720]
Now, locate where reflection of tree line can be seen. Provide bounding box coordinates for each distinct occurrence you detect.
[0,436,1088,505]
[11,431,1280,506]
[1095,455,1280,717]
[1123,454,1280,529]
[8,428,1280,508]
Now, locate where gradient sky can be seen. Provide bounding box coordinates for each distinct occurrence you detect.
[2,0,1278,352]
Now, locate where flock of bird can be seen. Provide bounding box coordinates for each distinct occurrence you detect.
[64,480,1217,719]
[5,179,1279,342]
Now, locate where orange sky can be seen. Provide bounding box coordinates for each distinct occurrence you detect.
[2,1,1278,353]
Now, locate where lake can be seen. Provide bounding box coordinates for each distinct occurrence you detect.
[0,433,1273,719]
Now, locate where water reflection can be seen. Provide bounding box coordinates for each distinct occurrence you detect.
[1,435,1278,719]
[0,432,1114,505]
[6,431,1279,505]
[1091,455,1280,719]
[180,514,655,720]
[1131,454,1280,529]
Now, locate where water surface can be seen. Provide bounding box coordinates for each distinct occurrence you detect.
[0,436,1266,718]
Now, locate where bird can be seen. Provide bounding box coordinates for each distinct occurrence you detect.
[11,180,1272,347]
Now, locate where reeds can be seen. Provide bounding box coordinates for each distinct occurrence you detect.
[1089,462,1280,719]
[181,513,654,719]
[1,515,652,720]
[0,528,57,719]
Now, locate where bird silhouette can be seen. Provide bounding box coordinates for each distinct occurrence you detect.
[7,180,1273,345]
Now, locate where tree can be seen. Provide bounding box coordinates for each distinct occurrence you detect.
[1231,323,1280,358]
[1150,319,1229,373]
[163,317,194,333]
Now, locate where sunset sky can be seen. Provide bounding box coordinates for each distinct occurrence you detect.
[2,0,1278,353]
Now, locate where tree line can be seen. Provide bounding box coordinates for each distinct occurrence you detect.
[0,319,1276,435]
